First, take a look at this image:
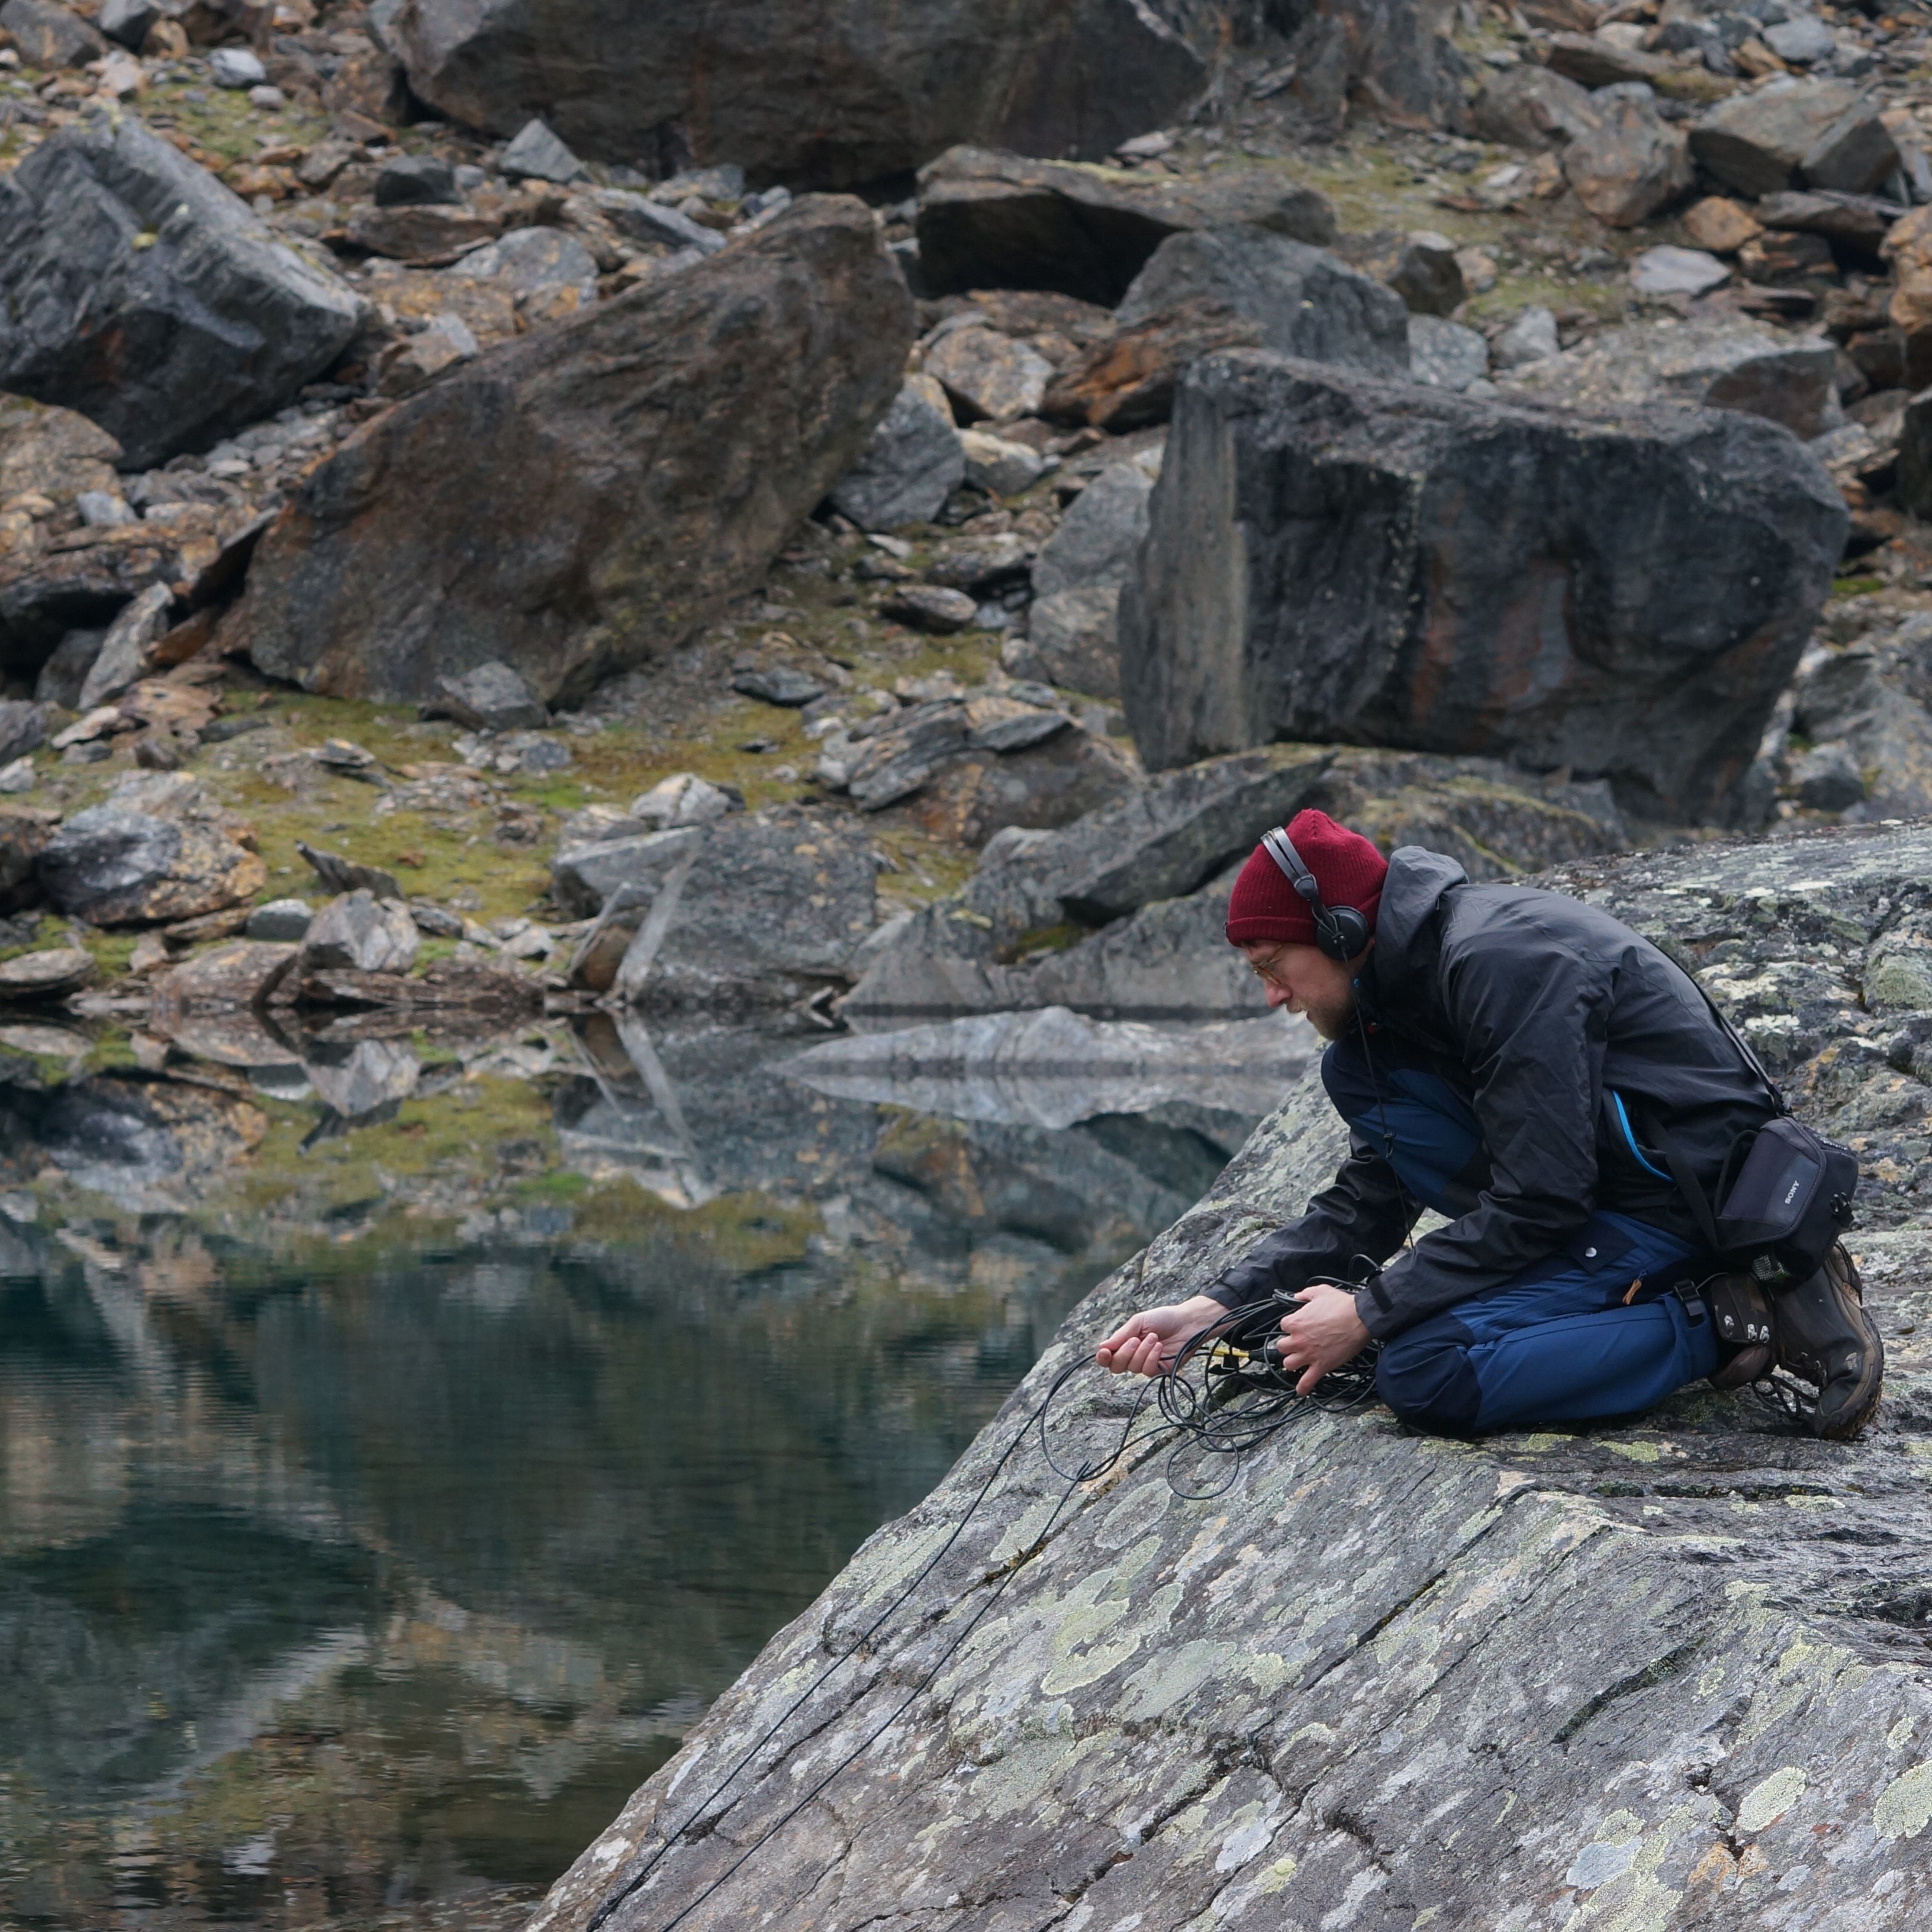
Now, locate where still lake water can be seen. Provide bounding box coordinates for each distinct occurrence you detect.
[0,1016,1288,1931]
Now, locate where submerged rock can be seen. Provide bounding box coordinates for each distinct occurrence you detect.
[536,822,1932,1932]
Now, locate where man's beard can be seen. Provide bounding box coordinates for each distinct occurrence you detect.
[1302,988,1358,1042]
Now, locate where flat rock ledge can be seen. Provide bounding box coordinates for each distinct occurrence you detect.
[534,822,1932,1932]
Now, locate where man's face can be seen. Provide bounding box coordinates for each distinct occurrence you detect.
[1241,940,1361,1040]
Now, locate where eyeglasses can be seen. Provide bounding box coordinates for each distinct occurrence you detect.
[1247,949,1292,988]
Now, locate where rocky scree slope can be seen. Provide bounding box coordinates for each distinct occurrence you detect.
[534,821,1932,1932]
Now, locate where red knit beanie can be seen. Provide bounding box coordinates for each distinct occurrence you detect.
[1224,809,1389,948]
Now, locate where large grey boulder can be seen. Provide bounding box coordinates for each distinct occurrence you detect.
[1119,353,1849,825]
[826,377,964,532]
[549,813,878,1010]
[37,806,265,926]
[1500,317,1843,442]
[1690,80,1901,198]
[0,113,362,468]
[394,0,1207,186]
[532,820,1932,1932]
[238,198,913,707]
[916,148,1336,306]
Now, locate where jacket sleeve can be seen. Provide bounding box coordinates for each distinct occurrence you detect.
[1354,928,1609,1340]
[1204,1131,1416,1310]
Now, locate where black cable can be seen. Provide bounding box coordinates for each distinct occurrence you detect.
[593,1297,1388,1931]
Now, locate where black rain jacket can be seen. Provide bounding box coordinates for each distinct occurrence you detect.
[1208,847,1775,1339]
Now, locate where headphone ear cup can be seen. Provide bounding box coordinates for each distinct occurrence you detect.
[1322,906,1371,961]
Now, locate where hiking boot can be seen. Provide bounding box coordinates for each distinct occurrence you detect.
[1769,1245,1884,1441]
[1702,1273,1776,1391]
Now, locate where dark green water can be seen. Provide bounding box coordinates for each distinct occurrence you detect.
[0,1026,1255,1931]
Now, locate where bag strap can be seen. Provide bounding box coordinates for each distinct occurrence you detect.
[1670,958,1788,1117]
[1639,1105,1726,1256]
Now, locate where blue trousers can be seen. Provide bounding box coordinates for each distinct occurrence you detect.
[1322,1041,1720,1436]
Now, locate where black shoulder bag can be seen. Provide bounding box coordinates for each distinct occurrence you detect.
[1642,976,1858,1281]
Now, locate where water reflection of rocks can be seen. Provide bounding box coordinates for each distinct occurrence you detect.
[0,1002,1303,1931]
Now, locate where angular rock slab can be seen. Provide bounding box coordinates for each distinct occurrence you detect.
[1115,227,1412,378]
[395,0,1207,187]
[827,376,964,531]
[917,147,1336,305]
[1119,352,1849,824]
[536,822,1932,1932]
[0,112,362,468]
[550,814,878,1010]
[239,198,913,706]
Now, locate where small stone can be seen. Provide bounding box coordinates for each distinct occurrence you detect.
[1683,196,1764,256]
[1389,231,1466,317]
[98,0,159,48]
[827,376,964,531]
[1764,16,1835,65]
[210,47,266,88]
[75,490,137,527]
[1792,741,1866,810]
[924,326,1054,423]
[375,153,461,207]
[1410,315,1490,392]
[1562,92,1694,229]
[299,889,420,974]
[959,428,1048,498]
[733,665,827,707]
[377,311,479,397]
[249,85,286,111]
[78,582,173,711]
[1457,247,1498,294]
[1628,246,1731,297]
[296,842,403,901]
[881,584,980,633]
[0,760,33,796]
[1116,130,1174,160]
[500,117,585,183]
[630,772,742,827]
[425,660,549,732]
[244,897,313,941]
[0,948,96,999]
[1492,305,1561,369]
[409,901,463,938]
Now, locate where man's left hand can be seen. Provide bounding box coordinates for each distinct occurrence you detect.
[1276,1281,1371,1395]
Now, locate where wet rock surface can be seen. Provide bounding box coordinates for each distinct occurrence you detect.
[536,822,1932,1932]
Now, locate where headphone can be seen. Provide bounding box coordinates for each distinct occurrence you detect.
[1260,827,1372,964]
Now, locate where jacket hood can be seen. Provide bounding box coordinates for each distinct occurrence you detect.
[1366,846,1467,1000]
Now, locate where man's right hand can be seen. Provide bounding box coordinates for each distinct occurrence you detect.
[1096,1293,1232,1377]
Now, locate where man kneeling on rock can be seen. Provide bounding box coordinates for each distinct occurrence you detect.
[1097,812,1883,1441]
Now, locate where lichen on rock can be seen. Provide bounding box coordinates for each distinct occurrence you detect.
[532,822,1932,1932]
